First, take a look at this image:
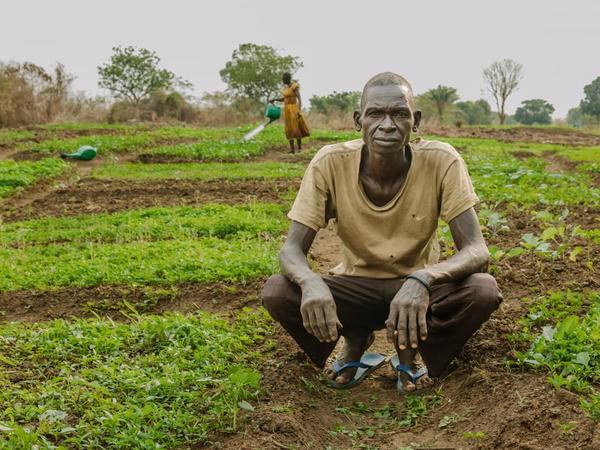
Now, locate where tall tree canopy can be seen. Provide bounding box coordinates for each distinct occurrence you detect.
[513,99,555,125]
[98,46,176,104]
[580,76,600,118]
[455,99,493,125]
[310,91,361,114]
[483,59,523,125]
[219,43,303,103]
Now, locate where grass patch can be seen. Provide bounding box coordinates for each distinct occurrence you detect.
[0,204,287,246]
[0,309,271,448]
[92,162,305,181]
[510,291,600,419]
[0,158,68,199]
[0,129,35,145]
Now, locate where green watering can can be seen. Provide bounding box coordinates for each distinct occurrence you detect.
[265,104,281,123]
[243,104,282,141]
[60,145,97,161]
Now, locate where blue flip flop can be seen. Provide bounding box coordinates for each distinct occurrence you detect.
[390,354,430,394]
[325,352,386,390]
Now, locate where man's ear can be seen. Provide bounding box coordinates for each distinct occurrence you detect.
[412,110,422,131]
[353,110,362,131]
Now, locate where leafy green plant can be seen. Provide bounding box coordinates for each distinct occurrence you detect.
[0,158,68,198]
[510,291,600,418]
[0,203,287,246]
[0,309,271,447]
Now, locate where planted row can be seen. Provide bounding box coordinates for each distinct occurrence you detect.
[0,203,288,246]
[91,161,305,181]
[0,158,68,199]
[0,309,271,448]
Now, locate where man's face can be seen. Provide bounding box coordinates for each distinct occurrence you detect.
[355,84,421,154]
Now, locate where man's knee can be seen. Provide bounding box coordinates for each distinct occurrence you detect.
[467,273,502,315]
[261,274,300,320]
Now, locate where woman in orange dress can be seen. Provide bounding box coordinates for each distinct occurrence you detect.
[271,72,309,153]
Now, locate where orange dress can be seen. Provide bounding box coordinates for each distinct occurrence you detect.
[282,82,310,139]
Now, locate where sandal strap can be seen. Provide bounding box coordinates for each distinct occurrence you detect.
[394,363,428,383]
[332,359,370,374]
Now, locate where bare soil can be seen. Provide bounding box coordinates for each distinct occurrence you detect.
[427,125,600,147]
[0,281,263,323]
[1,178,299,222]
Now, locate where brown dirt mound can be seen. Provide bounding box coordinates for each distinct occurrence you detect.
[1,178,299,222]
[0,281,263,323]
[428,125,600,147]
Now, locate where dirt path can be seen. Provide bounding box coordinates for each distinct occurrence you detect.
[1,178,299,222]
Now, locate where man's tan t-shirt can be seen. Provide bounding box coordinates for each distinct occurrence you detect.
[288,139,479,279]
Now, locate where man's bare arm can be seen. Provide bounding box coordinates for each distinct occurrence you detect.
[386,207,489,350]
[413,207,489,286]
[280,221,342,343]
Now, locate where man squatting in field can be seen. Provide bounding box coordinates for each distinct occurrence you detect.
[262,72,503,392]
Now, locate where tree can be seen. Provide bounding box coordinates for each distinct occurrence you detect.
[455,99,492,125]
[580,76,600,118]
[483,59,523,125]
[513,99,555,125]
[424,85,459,119]
[98,46,176,104]
[310,91,361,114]
[219,43,303,103]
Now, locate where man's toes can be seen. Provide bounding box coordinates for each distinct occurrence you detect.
[335,370,356,384]
[415,375,434,389]
[402,379,416,391]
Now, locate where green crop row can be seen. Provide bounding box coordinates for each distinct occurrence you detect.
[0,158,68,199]
[0,129,35,145]
[20,124,286,157]
[0,235,280,291]
[92,161,305,181]
[0,204,288,246]
[0,309,271,448]
[510,291,600,419]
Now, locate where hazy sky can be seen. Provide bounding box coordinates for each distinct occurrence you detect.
[3,0,600,117]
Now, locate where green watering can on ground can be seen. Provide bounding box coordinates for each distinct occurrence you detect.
[60,145,97,161]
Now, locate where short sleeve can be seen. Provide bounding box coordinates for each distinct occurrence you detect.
[287,162,329,231]
[440,157,479,223]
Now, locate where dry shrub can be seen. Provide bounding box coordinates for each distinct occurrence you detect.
[306,110,354,130]
[0,62,74,127]
[194,92,261,127]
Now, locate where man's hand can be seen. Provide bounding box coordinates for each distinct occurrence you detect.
[385,278,430,350]
[300,278,342,343]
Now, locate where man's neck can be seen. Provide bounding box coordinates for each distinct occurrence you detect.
[361,145,411,184]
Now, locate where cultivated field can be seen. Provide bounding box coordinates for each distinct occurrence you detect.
[0,123,598,449]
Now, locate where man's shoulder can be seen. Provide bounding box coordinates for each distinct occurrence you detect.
[310,139,363,166]
[412,138,461,162]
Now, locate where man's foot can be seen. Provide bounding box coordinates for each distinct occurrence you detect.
[324,331,375,385]
[392,348,435,392]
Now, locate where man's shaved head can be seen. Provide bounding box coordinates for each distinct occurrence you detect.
[360,72,416,110]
